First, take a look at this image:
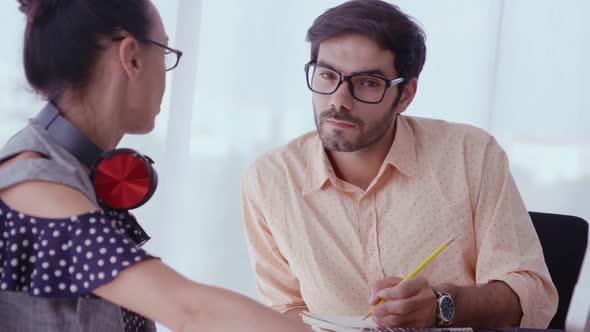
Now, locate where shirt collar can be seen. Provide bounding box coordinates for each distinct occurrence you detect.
[302,114,418,196]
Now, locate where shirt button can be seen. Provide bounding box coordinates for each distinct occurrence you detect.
[363,201,370,208]
[368,248,375,255]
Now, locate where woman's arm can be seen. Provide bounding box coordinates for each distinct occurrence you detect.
[94,259,310,332]
[0,156,309,332]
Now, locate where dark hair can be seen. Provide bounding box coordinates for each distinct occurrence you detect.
[306,0,426,87]
[17,0,152,99]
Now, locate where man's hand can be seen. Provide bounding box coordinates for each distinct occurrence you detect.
[369,276,437,328]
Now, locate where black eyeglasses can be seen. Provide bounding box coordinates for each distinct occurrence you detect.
[305,62,404,104]
[112,36,183,71]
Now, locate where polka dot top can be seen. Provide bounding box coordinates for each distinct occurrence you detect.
[0,199,156,332]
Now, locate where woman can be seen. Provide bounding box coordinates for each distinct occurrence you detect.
[0,0,309,331]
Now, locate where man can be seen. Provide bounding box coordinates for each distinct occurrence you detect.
[242,0,557,328]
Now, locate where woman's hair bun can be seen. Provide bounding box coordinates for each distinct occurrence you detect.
[17,0,61,21]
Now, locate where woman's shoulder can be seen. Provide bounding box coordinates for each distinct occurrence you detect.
[0,152,97,219]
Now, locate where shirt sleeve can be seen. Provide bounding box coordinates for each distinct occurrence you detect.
[241,166,307,313]
[472,137,558,328]
[0,206,157,298]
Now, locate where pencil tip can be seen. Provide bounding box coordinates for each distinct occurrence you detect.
[361,313,371,321]
[447,236,455,245]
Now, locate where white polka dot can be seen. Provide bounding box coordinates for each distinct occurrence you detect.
[122,239,129,244]
[109,257,117,264]
[89,228,96,235]
[84,239,92,246]
[99,247,107,255]
[48,222,55,228]
[0,240,3,248]
[116,247,124,254]
[18,213,24,219]
[19,226,26,234]
[10,258,18,267]
[49,249,56,256]
[70,216,78,222]
[29,256,36,263]
[75,229,82,236]
[10,229,16,236]
[134,256,142,262]
[6,212,12,218]
[67,225,72,231]
[109,238,116,244]
[52,230,60,237]
[83,264,89,271]
[75,246,82,253]
[97,236,104,243]
[29,218,35,224]
[38,251,44,258]
[54,270,62,277]
[31,227,38,234]
[58,283,66,290]
[97,259,104,267]
[44,286,52,293]
[61,243,68,251]
[41,239,48,246]
[33,288,40,295]
[89,218,96,224]
[59,259,66,267]
[98,272,105,280]
[111,270,118,277]
[22,286,29,292]
[72,256,78,264]
[42,274,49,280]
[90,273,95,281]
[22,239,29,247]
[76,273,83,280]
[10,243,18,252]
[122,261,130,267]
[86,252,93,259]
[130,247,138,253]
[12,273,17,280]
[0,283,7,290]
[20,266,26,272]
[67,240,73,247]
[83,281,89,288]
[68,266,75,274]
[41,262,49,269]
[70,284,78,293]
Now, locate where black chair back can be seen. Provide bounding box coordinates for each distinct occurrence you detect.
[529,212,588,329]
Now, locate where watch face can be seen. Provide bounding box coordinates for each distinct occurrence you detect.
[440,296,455,320]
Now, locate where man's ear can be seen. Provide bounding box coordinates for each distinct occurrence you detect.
[395,77,418,114]
[117,38,143,80]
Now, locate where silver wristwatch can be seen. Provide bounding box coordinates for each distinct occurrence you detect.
[434,290,455,327]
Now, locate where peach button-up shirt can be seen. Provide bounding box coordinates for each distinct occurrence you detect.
[242,115,557,328]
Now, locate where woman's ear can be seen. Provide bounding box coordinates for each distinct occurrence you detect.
[118,38,143,80]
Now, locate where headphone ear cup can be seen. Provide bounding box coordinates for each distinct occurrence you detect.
[140,157,158,204]
[91,149,157,210]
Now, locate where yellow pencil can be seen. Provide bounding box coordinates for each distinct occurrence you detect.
[362,237,455,320]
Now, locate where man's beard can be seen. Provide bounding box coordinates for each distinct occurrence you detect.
[314,104,397,152]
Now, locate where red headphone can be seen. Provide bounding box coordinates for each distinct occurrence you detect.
[35,103,158,210]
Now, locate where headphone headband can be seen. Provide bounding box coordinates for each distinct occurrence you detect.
[33,102,103,168]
